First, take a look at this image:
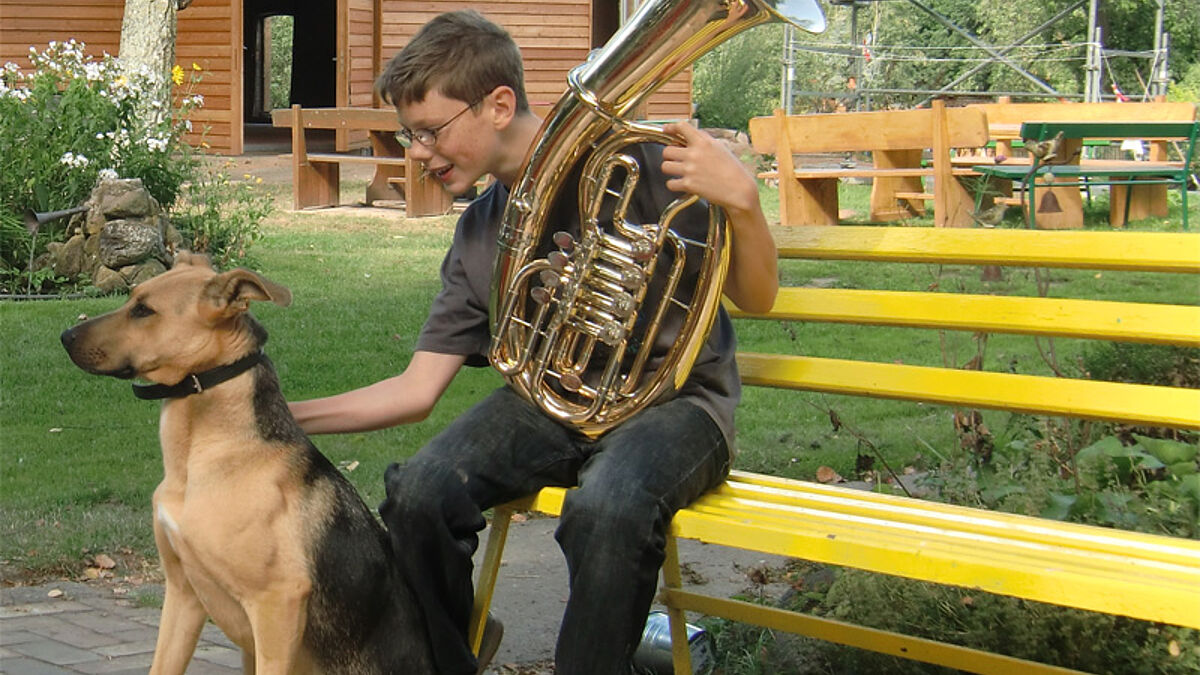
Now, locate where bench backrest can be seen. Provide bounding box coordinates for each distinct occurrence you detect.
[966,101,1197,141]
[731,226,1200,430]
[748,106,989,155]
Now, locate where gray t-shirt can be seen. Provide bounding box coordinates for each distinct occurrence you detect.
[415,143,741,446]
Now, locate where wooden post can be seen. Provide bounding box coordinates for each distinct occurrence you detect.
[290,105,338,209]
[773,109,837,226]
[931,99,972,227]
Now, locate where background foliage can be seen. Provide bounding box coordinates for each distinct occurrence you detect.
[693,0,1200,129]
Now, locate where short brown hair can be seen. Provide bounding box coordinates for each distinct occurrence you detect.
[375,10,529,113]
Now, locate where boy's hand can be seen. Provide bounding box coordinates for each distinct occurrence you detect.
[660,122,759,217]
[660,122,778,314]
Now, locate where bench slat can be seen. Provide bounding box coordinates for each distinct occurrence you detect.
[771,226,1200,273]
[306,152,408,166]
[662,590,1088,675]
[735,352,1200,430]
[729,287,1200,347]
[506,476,1200,629]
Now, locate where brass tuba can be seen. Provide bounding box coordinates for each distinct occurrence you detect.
[489,0,825,438]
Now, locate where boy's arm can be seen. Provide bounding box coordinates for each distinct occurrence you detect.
[659,122,778,314]
[289,350,466,434]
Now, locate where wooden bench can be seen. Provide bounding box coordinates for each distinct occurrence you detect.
[974,120,1198,230]
[471,225,1200,674]
[749,99,989,227]
[962,100,1198,228]
[270,105,454,216]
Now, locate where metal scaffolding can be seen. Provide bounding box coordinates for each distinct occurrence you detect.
[781,0,1172,112]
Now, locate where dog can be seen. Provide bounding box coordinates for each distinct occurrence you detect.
[61,253,435,674]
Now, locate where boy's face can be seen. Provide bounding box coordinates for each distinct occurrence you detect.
[396,89,495,196]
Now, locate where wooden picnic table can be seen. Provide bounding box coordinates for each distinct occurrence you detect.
[270,106,454,216]
[971,120,1198,229]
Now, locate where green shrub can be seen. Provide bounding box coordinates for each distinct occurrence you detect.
[1083,342,1200,389]
[172,166,274,270]
[0,40,201,290]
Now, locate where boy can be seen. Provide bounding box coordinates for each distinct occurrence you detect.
[290,9,778,675]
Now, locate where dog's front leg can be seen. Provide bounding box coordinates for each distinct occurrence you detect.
[247,589,311,675]
[149,527,208,675]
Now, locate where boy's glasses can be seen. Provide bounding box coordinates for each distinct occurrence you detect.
[396,99,481,148]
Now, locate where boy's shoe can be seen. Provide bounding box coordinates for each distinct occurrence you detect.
[475,615,504,675]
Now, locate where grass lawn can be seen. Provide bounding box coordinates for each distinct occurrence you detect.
[2,177,1197,582]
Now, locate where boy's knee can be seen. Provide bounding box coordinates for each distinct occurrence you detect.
[381,460,452,522]
[559,484,665,544]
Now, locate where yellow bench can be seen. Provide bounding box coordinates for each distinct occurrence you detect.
[471,225,1200,674]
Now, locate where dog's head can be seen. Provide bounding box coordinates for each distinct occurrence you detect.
[61,252,292,386]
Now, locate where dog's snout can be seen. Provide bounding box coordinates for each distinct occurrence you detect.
[61,327,77,349]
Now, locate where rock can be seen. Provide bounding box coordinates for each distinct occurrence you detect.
[99,219,164,268]
[121,259,167,287]
[53,234,86,279]
[95,177,159,218]
[93,266,128,293]
[83,205,106,236]
[82,234,102,278]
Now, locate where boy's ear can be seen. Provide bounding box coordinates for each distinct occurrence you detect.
[488,86,518,128]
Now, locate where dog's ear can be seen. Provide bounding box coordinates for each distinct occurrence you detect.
[203,268,293,319]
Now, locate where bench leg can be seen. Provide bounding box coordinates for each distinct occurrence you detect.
[661,536,694,675]
[366,165,406,205]
[294,161,339,210]
[469,504,515,655]
[405,155,455,217]
[871,149,925,221]
[1026,177,1083,229]
[783,178,839,226]
[1109,181,1168,227]
[366,131,407,206]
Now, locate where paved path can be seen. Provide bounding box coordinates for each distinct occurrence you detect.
[2,517,788,674]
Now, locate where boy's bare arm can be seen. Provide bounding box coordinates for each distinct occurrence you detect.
[660,122,778,313]
[289,350,466,434]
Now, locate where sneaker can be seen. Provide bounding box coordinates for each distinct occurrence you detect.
[475,615,504,675]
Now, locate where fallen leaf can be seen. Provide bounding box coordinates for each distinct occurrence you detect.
[1168,640,1181,657]
[84,567,101,580]
[344,460,359,472]
[47,589,64,598]
[815,466,842,483]
[511,513,528,523]
[94,553,117,569]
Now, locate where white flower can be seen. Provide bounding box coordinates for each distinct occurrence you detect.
[60,152,90,168]
[98,168,119,181]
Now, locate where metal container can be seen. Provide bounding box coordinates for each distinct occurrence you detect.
[632,611,715,675]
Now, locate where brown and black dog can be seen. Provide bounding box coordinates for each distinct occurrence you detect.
[61,253,434,674]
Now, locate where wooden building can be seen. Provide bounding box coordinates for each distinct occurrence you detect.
[0,0,690,155]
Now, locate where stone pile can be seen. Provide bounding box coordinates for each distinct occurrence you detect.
[41,177,181,293]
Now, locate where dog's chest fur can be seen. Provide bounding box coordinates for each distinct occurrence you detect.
[153,362,433,673]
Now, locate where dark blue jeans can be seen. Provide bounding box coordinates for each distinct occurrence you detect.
[380,386,730,675]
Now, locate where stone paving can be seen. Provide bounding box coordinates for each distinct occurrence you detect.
[0,581,239,674]
[2,517,788,675]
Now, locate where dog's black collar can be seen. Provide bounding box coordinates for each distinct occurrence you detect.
[132,351,265,401]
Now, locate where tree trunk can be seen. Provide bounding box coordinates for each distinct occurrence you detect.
[119,0,179,126]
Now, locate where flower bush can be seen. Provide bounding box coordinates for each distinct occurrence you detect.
[0,40,203,291]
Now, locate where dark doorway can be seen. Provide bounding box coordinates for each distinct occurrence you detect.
[243,0,335,123]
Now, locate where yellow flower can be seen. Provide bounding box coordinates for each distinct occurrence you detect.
[113,75,128,88]
[171,64,185,86]
[191,62,202,72]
